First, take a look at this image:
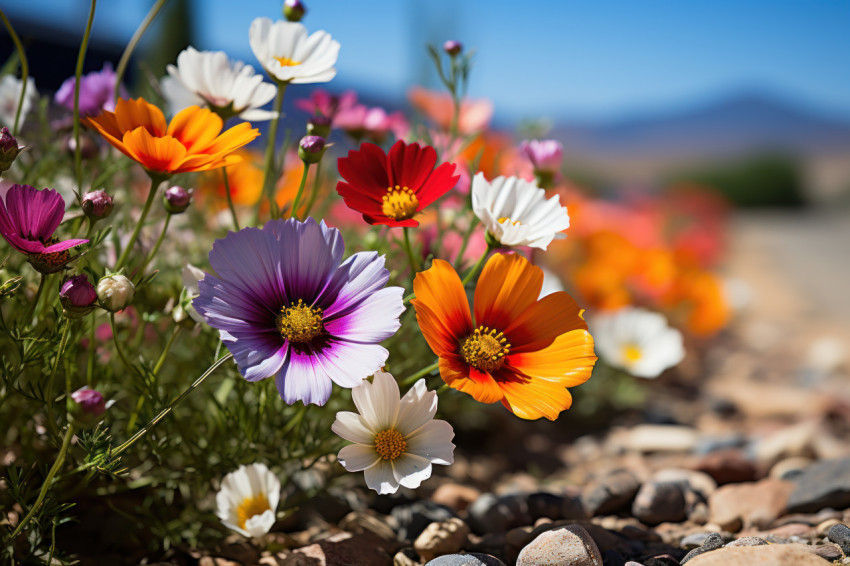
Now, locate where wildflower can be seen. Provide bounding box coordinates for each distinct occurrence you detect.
[336,140,459,227]
[68,386,114,428]
[97,274,135,312]
[0,184,88,273]
[163,185,193,214]
[85,98,259,176]
[334,104,408,143]
[412,253,597,421]
[193,218,404,405]
[81,189,114,220]
[249,18,340,84]
[0,127,23,172]
[443,40,463,56]
[54,63,124,116]
[591,307,685,378]
[60,274,98,317]
[216,463,280,538]
[408,86,493,135]
[519,139,563,177]
[297,135,326,164]
[283,0,306,21]
[161,47,278,121]
[0,75,37,129]
[471,172,570,250]
[332,371,455,494]
[295,88,357,120]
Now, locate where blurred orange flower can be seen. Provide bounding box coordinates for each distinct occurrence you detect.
[408,86,493,135]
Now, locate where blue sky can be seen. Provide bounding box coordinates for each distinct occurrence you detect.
[5,0,850,121]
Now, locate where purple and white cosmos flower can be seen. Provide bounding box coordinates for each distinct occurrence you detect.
[193,217,404,406]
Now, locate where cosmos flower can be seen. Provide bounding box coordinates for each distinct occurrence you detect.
[590,306,685,378]
[407,86,493,135]
[0,75,37,129]
[249,18,340,84]
[336,140,459,227]
[412,253,597,421]
[332,371,455,495]
[334,103,409,143]
[471,172,570,250]
[295,88,357,120]
[0,184,88,273]
[216,463,280,538]
[85,98,259,175]
[519,139,563,175]
[193,218,404,405]
[161,47,278,121]
[55,63,124,117]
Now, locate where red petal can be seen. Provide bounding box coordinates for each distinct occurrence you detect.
[416,161,459,209]
[337,143,390,197]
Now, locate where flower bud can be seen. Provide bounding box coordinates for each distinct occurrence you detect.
[97,273,135,312]
[0,127,23,173]
[298,135,326,164]
[283,0,306,21]
[81,189,114,220]
[163,185,193,214]
[306,115,332,139]
[0,275,23,299]
[68,386,113,428]
[443,40,463,56]
[60,274,98,317]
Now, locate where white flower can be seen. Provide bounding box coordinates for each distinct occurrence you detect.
[96,274,135,312]
[591,307,685,378]
[216,463,280,538]
[162,47,277,121]
[249,17,340,84]
[0,75,38,129]
[471,172,570,250]
[181,264,206,323]
[332,371,455,495]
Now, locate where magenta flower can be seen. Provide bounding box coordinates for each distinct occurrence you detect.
[193,218,405,406]
[0,184,88,273]
[71,386,108,416]
[295,88,357,120]
[519,139,564,174]
[54,63,125,117]
[335,104,409,143]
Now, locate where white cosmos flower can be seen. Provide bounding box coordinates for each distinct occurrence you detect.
[216,463,280,538]
[471,172,570,250]
[332,371,455,495]
[162,47,277,121]
[182,264,206,323]
[249,17,340,84]
[0,75,38,129]
[591,307,685,379]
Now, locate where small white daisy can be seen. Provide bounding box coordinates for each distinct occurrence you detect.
[471,172,570,250]
[0,75,38,129]
[249,18,340,85]
[162,47,277,121]
[591,306,685,378]
[216,463,280,538]
[332,371,455,495]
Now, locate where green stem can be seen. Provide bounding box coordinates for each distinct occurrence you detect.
[289,161,310,220]
[86,314,96,386]
[153,325,180,376]
[436,383,450,395]
[221,167,240,230]
[302,161,322,219]
[109,312,142,380]
[113,0,168,104]
[45,320,72,437]
[461,243,494,287]
[73,0,97,191]
[4,424,75,544]
[126,324,180,431]
[0,9,29,136]
[452,217,480,270]
[112,353,233,456]
[261,82,288,218]
[23,273,46,325]
[402,227,420,274]
[403,291,415,304]
[400,361,440,387]
[114,175,164,272]
[137,213,171,279]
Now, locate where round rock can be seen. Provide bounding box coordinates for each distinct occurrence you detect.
[516,525,603,566]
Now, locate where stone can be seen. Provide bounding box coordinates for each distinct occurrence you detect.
[392,502,456,541]
[682,545,829,565]
[467,493,530,534]
[754,421,819,464]
[516,525,603,566]
[651,469,717,499]
[581,469,641,516]
[424,554,506,565]
[432,483,481,512]
[787,457,850,513]
[768,457,813,480]
[624,563,645,566]
[603,550,628,566]
[414,518,471,562]
[680,532,723,564]
[765,522,812,539]
[828,523,850,556]
[626,425,699,453]
[632,481,687,526]
[393,548,420,566]
[692,449,758,485]
[198,559,240,566]
[815,517,842,536]
[283,532,394,565]
[724,536,767,547]
[643,556,679,566]
[339,509,398,545]
[527,492,566,521]
[708,479,794,531]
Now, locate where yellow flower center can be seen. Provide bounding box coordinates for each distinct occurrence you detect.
[497,216,522,226]
[374,429,407,461]
[236,494,271,530]
[381,185,419,221]
[274,56,301,67]
[461,326,511,372]
[622,343,643,363]
[276,299,324,343]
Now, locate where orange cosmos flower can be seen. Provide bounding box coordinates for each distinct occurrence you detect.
[412,253,597,421]
[85,98,259,175]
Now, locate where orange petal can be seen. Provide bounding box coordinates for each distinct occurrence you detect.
[506,330,597,387]
[122,128,187,173]
[503,291,588,352]
[439,355,503,404]
[84,110,123,141]
[166,106,223,153]
[474,253,542,331]
[201,122,261,157]
[114,98,167,137]
[498,373,576,421]
[412,259,473,355]
[176,152,244,174]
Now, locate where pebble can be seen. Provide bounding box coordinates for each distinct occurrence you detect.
[707,479,794,531]
[516,525,603,566]
[625,425,699,453]
[768,456,813,480]
[284,531,393,565]
[680,532,723,564]
[424,554,506,565]
[414,518,471,562]
[391,502,456,542]
[467,493,530,534]
[680,532,713,549]
[786,457,850,513]
[643,556,680,566]
[632,481,687,525]
[432,483,482,512]
[681,545,829,565]
[828,523,850,556]
[815,517,842,536]
[393,548,420,566]
[581,469,641,516]
[724,536,767,547]
[339,509,398,545]
[692,449,758,485]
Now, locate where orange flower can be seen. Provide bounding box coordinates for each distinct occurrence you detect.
[85,98,259,175]
[412,254,597,421]
[198,149,264,208]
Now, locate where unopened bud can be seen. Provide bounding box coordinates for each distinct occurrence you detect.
[0,127,23,173]
[68,386,113,428]
[97,273,135,312]
[443,40,463,57]
[163,185,193,214]
[81,189,114,220]
[306,115,331,139]
[283,0,306,21]
[298,135,326,164]
[60,274,98,317]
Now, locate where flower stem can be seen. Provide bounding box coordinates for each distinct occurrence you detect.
[402,227,421,274]
[261,82,288,219]
[4,424,75,544]
[452,217,480,270]
[109,312,142,380]
[86,313,96,386]
[0,9,29,136]
[23,273,46,325]
[221,167,240,230]
[112,353,233,456]
[289,162,311,220]
[301,161,323,219]
[115,174,163,272]
[73,0,97,191]
[113,0,168,104]
[461,243,494,287]
[45,320,72,437]
[137,213,171,279]
[127,325,180,431]
[400,360,440,387]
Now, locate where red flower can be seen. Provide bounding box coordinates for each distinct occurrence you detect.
[336,140,459,227]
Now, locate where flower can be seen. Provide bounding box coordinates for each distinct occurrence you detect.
[590,306,685,378]
[443,40,463,56]
[81,189,114,220]
[408,86,493,135]
[336,140,459,227]
[97,274,135,312]
[297,135,326,163]
[0,75,37,129]
[471,173,570,250]
[295,88,357,120]
[283,0,306,21]
[193,218,405,406]
[163,185,193,214]
[216,463,280,538]
[68,386,114,428]
[85,98,259,175]
[198,149,264,208]
[411,253,597,421]
[519,139,563,175]
[332,371,454,494]
[60,274,98,317]
[161,47,278,121]
[0,127,23,172]
[180,264,206,324]
[334,104,409,143]
[0,184,88,273]
[249,18,340,84]
[54,63,124,117]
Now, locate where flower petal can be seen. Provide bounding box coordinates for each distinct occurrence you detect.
[474,253,543,332]
[392,453,433,489]
[363,461,398,495]
[411,259,472,357]
[405,419,455,465]
[503,292,589,353]
[332,411,376,443]
[498,374,576,421]
[338,443,380,472]
[439,355,503,404]
[274,347,333,406]
[395,379,437,437]
[506,330,597,387]
[351,370,400,431]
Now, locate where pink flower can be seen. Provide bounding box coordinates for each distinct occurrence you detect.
[335,104,408,143]
[295,88,357,120]
[519,139,563,175]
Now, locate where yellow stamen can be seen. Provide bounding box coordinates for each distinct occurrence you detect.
[374,429,407,461]
[497,216,522,226]
[381,185,419,221]
[276,299,324,343]
[622,344,642,363]
[274,56,301,67]
[236,494,271,529]
[461,326,511,372]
